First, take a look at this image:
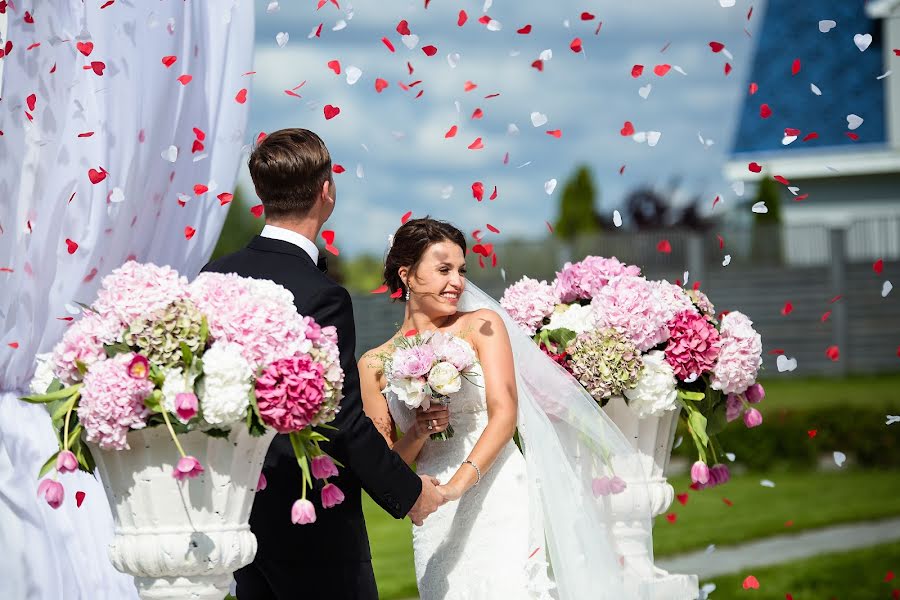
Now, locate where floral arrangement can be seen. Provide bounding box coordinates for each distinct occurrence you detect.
[381,330,480,441]
[25,261,344,524]
[501,256,765,490]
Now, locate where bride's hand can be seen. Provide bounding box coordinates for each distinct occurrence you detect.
[413,404,450,439]
[437,482,463,502]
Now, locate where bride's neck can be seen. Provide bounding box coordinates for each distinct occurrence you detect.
[401,309,452,334]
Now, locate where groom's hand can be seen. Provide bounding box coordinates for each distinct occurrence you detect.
[408,475,446,526]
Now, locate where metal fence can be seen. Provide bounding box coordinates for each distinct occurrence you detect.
[351,217,900,377]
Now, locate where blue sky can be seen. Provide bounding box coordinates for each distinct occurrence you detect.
[240,0,763,256]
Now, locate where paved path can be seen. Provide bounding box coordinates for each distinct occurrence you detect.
[656,516,900,579]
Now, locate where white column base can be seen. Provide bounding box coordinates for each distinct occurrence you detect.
[135,575,231,600]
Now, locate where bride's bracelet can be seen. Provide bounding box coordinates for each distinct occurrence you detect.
[462,460,482,485]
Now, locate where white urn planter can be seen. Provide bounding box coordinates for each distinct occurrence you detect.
[602,396,699,599]
[91,425,276,600]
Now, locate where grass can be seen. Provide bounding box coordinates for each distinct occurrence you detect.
[757,372,900,414]
[707,540,900,599]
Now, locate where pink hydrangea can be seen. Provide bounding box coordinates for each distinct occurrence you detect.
[664,311,722,380]
[51,311,123,384]
[591,276,671,352]
[554,256,641,303]
[255,354,327,433]
[188,272,308,368]
[710,311,763,395]
[93,261,188,326]
[500,277,559,335]
[389,344,436,379]
[652,280,698,323]
[78,353,153,450]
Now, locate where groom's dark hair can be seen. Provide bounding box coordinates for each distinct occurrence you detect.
[384,217,467,302]
[249,128,333,219]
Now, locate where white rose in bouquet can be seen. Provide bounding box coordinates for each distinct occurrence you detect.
[427,361,463,396]
[30,353,56,396]
[623,350,679,418]
[388,377,427,409]
[199,342,253,426]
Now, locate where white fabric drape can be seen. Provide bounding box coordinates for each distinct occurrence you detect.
[0,1,254,598]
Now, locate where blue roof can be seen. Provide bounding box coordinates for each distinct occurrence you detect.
[730,0,887,156]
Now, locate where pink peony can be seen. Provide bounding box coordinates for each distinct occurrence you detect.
[292,498,316,524]
[93,261,188,325]
[428,331,478,371]
[591,276,671,352]
[710,311,763,395]
[311,455,339,480]
[37,479,64,509]
[389,344,436,379]
[173,456,204,481]
[56,450,78,473]
[554,256,641,303]
[500,277,559,335]
[321,483,345,508]
[77,353,153,450]
[255,354,327,433]
[51,311,123,384]
[664,311,722,380]
[690,461,710,485]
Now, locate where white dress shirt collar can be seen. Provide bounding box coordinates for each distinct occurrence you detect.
[260,224,320,264]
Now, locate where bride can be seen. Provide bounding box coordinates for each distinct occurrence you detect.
[359,218,654,600]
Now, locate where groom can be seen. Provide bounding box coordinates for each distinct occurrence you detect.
[203,129,445,599]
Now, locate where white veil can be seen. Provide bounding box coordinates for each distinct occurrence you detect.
[459,282,656,600]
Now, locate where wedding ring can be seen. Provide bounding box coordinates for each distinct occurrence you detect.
[427,422,434,430]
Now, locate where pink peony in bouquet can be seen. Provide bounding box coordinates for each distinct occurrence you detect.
[381,330,480,441]
[25,261,344,523]
[501,255,765,489]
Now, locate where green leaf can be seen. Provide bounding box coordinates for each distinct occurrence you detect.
[688,410,710,448]
[198,315,209,354]
[21,383,82,404]
[75,441,96,473]
[38,451,60,478]
[46,378,64,395]
[246,389,268,437]
[677,389,706,402]
[144,390,163,413]
[546,327,577,350]
[104,341,132,358]
[149,364,165,387]
[205,427,230,439]
[180,342,193,369]
[74,360,88,376]
[705,401,729,437]
[50,396,78,424]
[66,424,83,449]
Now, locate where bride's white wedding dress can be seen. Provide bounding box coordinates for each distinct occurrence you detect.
[385,360,553,599]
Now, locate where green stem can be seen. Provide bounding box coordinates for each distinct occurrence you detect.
[62,396,76,451]
[160,409,186,457]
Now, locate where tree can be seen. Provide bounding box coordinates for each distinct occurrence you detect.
[554,165,601,241]
[750,176,785,265]
[210,187,264,261]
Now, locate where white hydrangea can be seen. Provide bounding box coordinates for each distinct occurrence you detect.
[623,350,679,418]
[545,303,596,335]
[200,342,253,426]
[246,278,295,309]
[161,366,199,423]
[29,353,56,395]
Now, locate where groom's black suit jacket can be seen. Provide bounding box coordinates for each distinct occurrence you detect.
[203,236,422,599]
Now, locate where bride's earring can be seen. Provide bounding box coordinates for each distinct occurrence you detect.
[405,286,410,301]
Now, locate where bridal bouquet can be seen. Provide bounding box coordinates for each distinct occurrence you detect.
[25,261,344,524]
[501,256,765,489]
[381,330,480,441]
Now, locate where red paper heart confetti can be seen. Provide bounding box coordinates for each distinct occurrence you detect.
[531,60,544,71]
[250,204,265,218]
[749,82,758,95]
[782,301,793,315]
[874,258,884,274]
[322,230,336,246]
[489,186,498,201]
[581,12,595,20]
[464,81,477,92]
[191,139,204,153]
[374,78,388,93]
[26,93,36,111]
[371,284,389,294]
[570,38,583,53]
[546,129,562,138]
[895,49,900,56]
[631,64,644,78]
[468,137,484,150]
[886,571,896,583]
[217,192,233,206]
[517,24,532,34]
[472,182,484,201]
[802,132,819,142]
[184,226,196,240]
[821,310,831,322]
[235,88,248,104]
[665,513,677,523]
[760,104,772,118]
[808,429,817,438]
[332,164,346,174]
[325,245,340,256]
[487,224,500,234]
[89,61,106,75]
[396,19,411,35]
[381,37,396,53]
[676,493,688,505]
[723,497,734,507]
[785,520,794,527]
[76,41,94,56]
[193,184,208,195]
[323,104,341,120]
[791,58,801,75]
[709,41,725,53]
[846,132,859,141]
[88,168,107,184]
[748,162,762,173]
[653,64,671,76]
[742,575,759,590]
[826,345,839,361]
[401,211,413,224]
[657,240,672,254]
[422,45,438,56]
[65,239,79,254]
[8,342,19,349]
[478,16,491,25]
[161,55,177,68]
[620,121,635,136]
[75,491,85,507]
[24,10,34,23]
[327,60,341,74]
[773,175,790,185]
[458,11,468,26]
[177,74,193,85]
[390,289,403,299]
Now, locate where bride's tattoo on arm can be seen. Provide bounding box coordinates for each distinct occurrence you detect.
[371,416,395,447]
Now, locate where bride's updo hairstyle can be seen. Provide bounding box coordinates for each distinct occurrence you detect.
[384,217,467,302]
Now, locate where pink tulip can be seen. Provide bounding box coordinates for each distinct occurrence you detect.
[175,392,198,421]
[608,476,627,494]
[745,383,765,404]
[725,394,743,422]
[257,472,267,492]
[37,479,64,509]
[690,461,710,485]
[321,483,345,508]
[127,354,150,380]
[56,450,79,474]
[710,464,730,486]
[172,456,204,481]
[743,407,763,428]
[591,477,612,497]
[291,498,317,525]
[311,455,339,480]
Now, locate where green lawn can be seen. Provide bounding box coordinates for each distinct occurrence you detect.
[757,372,900,413]
[365,469,900,599]
[708,540,900,599]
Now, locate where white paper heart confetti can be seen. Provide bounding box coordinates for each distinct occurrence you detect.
[356,164,364,179]
[544,179,557,195]
[539,49,553,61]
[752,201,768,214]
[833,451,846,467]
[345,66,362,85]
[275,32,289,48]
[109,187,125,203]
[854,33,872,52]
[887,415,900,425]
[811,83,823,96]
[65,303,82,315]
[266,1,279,12]
[639,84,652,99]
[161,145,178,163]
[883,280,893,297]
[447,53,460,68]
[647,131,662,147]
[486,20,502,32]
[440,185,453,200]
[723,254,732,266]
[847,114,864,130]
[725,452,736,462]
[788,186,800,195]
[507,123,520,136]
[819,20,836,33]
[760,479,776,488]
[776,355,798,372]
[732,181,745,196]
[530,112,548,127]
[783,135,798,145]
[613,210,622,227]
[719,0,735,6]
[401,34,419,50]
[332,20,347,32]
